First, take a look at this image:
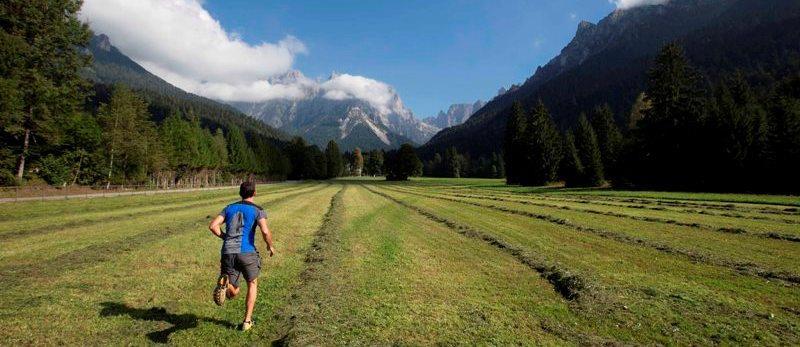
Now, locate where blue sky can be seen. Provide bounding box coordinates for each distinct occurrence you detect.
[201,0,617,117]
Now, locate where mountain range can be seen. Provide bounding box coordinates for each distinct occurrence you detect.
[420,0,800,159]
[230,71,438,151]
[423,100,485,129]
[85,34,438,152]
[84,34,288,143]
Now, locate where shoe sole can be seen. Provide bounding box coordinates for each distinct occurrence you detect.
[213,275,228,306]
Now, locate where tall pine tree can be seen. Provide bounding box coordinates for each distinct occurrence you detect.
[503,102,527,185]
[522,100,561,186]
[325,140,343,179]
[575,114,604,186]
[0,0,92,181]
[561,131,583,187]
[591,104,623,179]
[636,43,706,188]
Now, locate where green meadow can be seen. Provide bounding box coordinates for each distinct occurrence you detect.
[1,179,798,345]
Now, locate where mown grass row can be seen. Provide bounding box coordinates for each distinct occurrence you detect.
[273,186,347,345]
[364,185,589,301]
[1,183,321,241]
[0,184,327,267]
[289,185,607,344]
[0,184,329,294]
[456,186,800,224]
[407,186,800,276]
[0,185,340,345]
[388,185,800,285]
[413,187,800,242]
[0,182,306,228]
[546,193,800,215]
[373,184,800,344]
[472,185,800,207]
[0,182,309,223]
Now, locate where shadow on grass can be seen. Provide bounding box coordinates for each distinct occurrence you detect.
[100,302,235,344]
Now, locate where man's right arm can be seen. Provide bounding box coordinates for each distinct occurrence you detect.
[209,215,225,239]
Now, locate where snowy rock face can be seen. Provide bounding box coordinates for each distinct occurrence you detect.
[230,71,439,150]
[423,100,485,129]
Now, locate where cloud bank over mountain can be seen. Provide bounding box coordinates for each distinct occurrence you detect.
[79,0,406,110]
[610,0,670,10]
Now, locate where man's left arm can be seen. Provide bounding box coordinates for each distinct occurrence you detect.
[257,214,275,257]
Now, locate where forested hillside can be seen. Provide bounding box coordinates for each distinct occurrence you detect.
[0,2,295,186]
[420,0,800,164]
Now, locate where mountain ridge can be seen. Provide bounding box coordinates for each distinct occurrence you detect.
[84,34,289,143]
[230,71,438,151]
[420,0,800,159]
[423,100,485,129]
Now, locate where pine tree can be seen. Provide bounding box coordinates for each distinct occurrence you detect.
[591,104,623,178]
[561,131,584,187]
[708,73,769,189]
[503,102,527,184]
[211,129,229,171]
[636,43,706,188]
[385,144,422,181]
[160,112,198,177]
[522,100,562,186]
[98,86,157,185]
[444,146,462,178]
[0,0,92,181]
[325,140,343,179]
[767,75,800,192]
[226,125,256,175]
[575,114,604,186]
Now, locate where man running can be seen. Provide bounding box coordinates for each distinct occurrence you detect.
[208,181,275,331]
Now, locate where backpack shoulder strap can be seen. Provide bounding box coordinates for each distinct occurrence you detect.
[238,200,264,211]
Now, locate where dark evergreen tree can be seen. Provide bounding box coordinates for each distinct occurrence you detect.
[766,74,800,192]
[634,43,706,188]
[385,144,422,181]
[521,100,561,186]
[503,102,527,184]
[444,146,462,178]
[325,140,343,179]
[561,131,584,187]
[0,0,92,182]
[707,73,769,189]
[574,114,604,186]
[591,104,623,179]
[226,125,257,175]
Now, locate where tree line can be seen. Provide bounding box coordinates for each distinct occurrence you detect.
[503,43,800,193]
[0,0,358,187]
[423,148,505,179]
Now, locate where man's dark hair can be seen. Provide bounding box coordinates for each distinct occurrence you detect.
[239,181,256,199]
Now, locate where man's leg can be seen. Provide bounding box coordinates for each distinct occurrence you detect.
[244,278,257,323]
[215,254,239,306]
[236,252,261,330]
[227,280,240,298]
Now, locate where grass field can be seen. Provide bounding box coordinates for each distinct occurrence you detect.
[1,179,798,345]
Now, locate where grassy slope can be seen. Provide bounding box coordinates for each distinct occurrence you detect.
[371,184,800,344]
[1,179,798,345]
[284,185,578,344]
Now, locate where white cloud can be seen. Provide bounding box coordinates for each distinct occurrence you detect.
[320,74,405,115]
[570,13,578,20]
[79,0,407,109]
[610,0,669,10]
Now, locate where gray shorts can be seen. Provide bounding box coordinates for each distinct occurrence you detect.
[220,252,261,288]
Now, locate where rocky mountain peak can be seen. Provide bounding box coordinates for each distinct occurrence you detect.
[423,100,485,129]
[95,34,112,52]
